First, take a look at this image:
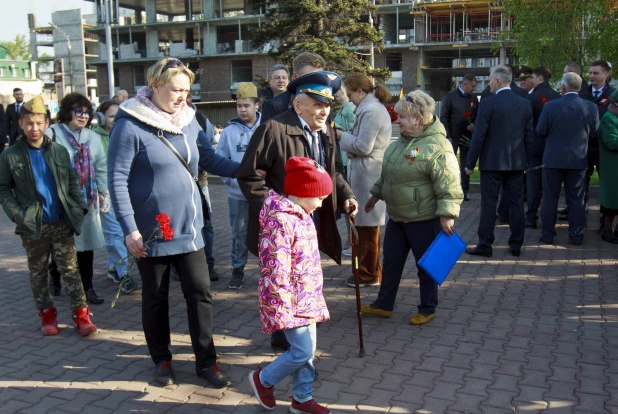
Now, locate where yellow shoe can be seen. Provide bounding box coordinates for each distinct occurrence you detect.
[410,313,436,325]
[360,304,392,318]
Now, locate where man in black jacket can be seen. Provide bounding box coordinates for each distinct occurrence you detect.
[465,65,534,257]
[525,66,561,228]
[440,74,478,201]
[5,88,24,146]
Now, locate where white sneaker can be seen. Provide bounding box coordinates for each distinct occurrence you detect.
[342,247,353,257]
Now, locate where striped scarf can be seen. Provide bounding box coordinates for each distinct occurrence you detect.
[58,124,98,208]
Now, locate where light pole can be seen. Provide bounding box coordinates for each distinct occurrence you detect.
[104,0,115,98]
[49,22,73,93]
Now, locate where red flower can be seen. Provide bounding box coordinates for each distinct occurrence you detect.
[600,95,609,106]
[386,105,398,123]
[156,213,174,241]
[463,111,472,119]
[540,96,549,104]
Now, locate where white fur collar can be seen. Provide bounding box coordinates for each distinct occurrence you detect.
[119,98,196,134]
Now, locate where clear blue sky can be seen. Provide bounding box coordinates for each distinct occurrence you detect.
[1,0,93,43]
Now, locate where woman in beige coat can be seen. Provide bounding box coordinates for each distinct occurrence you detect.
[337,73,392,287]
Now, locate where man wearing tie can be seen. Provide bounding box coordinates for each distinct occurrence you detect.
[5,88,25,147]
[464,65,534,257]
[537,72,600,245]
[237,71,357,350]
[579,60,616,230]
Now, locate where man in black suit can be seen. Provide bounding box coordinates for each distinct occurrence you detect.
[517,66,535,95]
[482,65,529,223]
[579,60,616,230]
[440,73,478,201]
[260,52,325,122]
[525,66,561,229]
[5,88,24,146]
[465,65,534,257]
[538,73,599,245]
[0,103,5,154]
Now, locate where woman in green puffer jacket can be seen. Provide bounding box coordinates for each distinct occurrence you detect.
[361,90,463,325]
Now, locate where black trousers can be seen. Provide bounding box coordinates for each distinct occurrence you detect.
[541,168,586,243]
[451,140,470,193]
[373,218,440,315]
[76,250,94,290]
[585,150,600,206]
[525,155,543,225]
[478,171,525,251]
[137,248,217,369]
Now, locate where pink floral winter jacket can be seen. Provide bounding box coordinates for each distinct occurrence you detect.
[258,190,330,334]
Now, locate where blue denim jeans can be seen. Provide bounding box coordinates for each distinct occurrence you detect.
[100,205,128,276]
[227,198,249,269]
[201,186,215,268]
[260,323,316,403]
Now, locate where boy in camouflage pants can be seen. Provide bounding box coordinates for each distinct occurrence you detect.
[0,96,97,336]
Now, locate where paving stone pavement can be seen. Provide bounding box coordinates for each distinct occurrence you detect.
[0,182,616,413]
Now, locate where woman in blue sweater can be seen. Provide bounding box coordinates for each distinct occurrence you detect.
[108,58,238,388]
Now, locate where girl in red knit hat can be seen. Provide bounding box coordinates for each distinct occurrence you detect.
[249,156,333,414]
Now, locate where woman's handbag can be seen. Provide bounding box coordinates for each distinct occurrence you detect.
[154,129,210,221]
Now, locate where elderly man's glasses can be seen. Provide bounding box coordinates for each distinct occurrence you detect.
[162,59,185,72]
[73,108,93,118]
[405,96,415,103]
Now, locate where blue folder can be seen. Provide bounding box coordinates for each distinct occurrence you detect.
[418,231,466,286]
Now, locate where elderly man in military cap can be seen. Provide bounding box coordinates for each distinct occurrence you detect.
[0,96,97,337]
[237,71,357,347]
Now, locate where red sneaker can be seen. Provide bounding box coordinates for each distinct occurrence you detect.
[248,367,275,410]
[290,398,331,414]
[39,306,58,336]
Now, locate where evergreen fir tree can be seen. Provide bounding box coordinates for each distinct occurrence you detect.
[248,0,391,81]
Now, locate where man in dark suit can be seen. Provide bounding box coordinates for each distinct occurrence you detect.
[525,66,561,228]
[517,65,535,95]
[538,73,599,245]
[260,52,325,122]
[439,73,478,201]
[0,103,5,154]
[482,65,529,223]
[5,88,25,146]
[465,65,534,257]
[579,60,616,224]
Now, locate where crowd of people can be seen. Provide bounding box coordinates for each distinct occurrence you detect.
[0,52,617,413]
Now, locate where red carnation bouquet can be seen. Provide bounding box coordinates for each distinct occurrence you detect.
[463,111,472,119]
[386,105,398,123]
[110,213,174,307]
[540,96,549,104]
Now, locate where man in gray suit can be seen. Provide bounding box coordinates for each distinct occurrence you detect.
[537,73,600,245]
[465,65,534,257]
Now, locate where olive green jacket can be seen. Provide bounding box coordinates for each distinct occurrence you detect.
[370,117,463,222]
[0,136,88,238]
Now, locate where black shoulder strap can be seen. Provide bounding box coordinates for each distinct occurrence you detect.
[154,128,197,181]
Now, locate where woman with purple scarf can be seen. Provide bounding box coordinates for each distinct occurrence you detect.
[46,93,107,305]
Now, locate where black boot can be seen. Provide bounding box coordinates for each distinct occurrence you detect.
[86,288,104,305]
[154,361,175,386]
[196,362,231,388]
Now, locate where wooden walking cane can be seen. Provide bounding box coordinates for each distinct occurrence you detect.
[348,205,365,357]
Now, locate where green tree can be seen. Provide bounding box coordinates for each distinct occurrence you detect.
[503,0,618,77]
[247,0,391,81]
[0,34,31,60]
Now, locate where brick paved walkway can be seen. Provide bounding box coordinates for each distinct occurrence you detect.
[0,183,616,413]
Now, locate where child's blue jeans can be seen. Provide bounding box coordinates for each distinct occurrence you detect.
[260,323,316,403]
